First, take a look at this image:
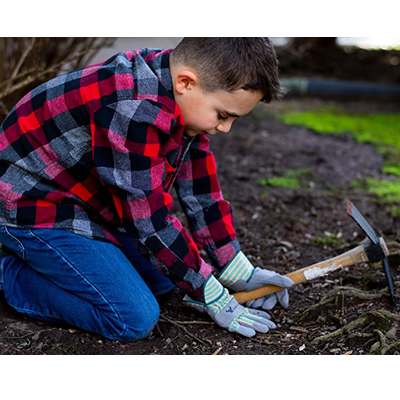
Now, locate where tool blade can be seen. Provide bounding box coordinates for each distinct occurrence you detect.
[382,257,398,307]
[347,200,379,244]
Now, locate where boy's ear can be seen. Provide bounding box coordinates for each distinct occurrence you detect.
[174,70,199,94]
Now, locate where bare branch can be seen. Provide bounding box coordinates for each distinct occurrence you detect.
[0,38,116,116]
[0,46,100,101]
[0,100,9,116]
[3,38,36,96]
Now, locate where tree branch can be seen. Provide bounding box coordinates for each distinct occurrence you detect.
[3,38,36,96]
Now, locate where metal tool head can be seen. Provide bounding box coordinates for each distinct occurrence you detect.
[346,200,397,307]
[347,200,379,244]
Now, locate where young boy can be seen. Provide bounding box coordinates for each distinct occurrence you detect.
[0,38,293,341]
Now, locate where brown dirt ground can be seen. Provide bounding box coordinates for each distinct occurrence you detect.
[1,95,399,355]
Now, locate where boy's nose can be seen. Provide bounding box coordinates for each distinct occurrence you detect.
[216,122,232,134]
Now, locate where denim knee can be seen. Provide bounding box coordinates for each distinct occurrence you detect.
[108,298,161,342]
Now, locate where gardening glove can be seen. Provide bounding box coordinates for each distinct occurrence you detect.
[218,251,294,310]
[182,275,275,337]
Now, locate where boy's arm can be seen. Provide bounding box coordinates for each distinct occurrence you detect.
[173,133,240,270]
[174,134,294,310]
[91,100,213,300]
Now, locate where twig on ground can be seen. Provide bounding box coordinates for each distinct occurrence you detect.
[299,286,383,322]
[2,327,58,340]
[249,337,275,345]
[162,333,180,349]
[155,323,164,337]
[159,316,208,346]
[11,347,25,354]
[167,320,214,325]
[289,326,309,333]
[388,241,400,250]
[212,347,223,355]
[312,310,400,345]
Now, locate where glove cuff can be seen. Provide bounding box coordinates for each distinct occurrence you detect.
[182,274,231,313]
[218,251,255,288]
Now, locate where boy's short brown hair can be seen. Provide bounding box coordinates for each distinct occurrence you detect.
[170,37,285,103]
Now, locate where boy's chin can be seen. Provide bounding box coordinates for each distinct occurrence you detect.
[184,130,198,137]
[185,129,208,137]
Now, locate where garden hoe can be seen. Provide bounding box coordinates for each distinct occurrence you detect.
[234,200,398,307]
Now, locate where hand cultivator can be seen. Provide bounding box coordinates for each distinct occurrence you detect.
[234,200,398,307]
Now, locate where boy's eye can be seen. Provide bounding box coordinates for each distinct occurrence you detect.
[218,113,228,121]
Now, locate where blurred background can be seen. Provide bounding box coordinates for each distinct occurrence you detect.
[1,37,399,122]
[0,37,400,357]
[90,37,400,64]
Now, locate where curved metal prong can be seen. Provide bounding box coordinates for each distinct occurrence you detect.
[347,201,397,307]
[347,200,379,244]
[382,257,398,307]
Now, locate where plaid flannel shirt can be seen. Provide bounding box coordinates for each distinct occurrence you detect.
[0,48,240,299]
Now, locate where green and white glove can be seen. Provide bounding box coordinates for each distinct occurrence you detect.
[182,275,275,337]
[218,251,294,310]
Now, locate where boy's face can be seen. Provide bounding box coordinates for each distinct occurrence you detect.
[171,67,263,137]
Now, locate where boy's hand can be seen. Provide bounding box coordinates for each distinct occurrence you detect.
[218,251,294,310]
[182,275,275,337]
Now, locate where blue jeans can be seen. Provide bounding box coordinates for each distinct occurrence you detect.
[0,226,175,341]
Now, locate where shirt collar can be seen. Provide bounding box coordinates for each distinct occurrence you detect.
[141,48,174,98]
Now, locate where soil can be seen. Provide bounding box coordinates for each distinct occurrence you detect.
[1,96,399,355]
[1,47,400,355]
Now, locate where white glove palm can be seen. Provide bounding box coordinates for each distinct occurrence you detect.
[183,275,275,337]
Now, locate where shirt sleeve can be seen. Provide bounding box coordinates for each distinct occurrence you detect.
[91,99,213,299]
[173,133,241,271]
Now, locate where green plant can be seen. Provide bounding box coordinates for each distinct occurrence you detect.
[310,233,345,247]
[366,177,400,203]
[257,169,311,189]
[278,110,400,152]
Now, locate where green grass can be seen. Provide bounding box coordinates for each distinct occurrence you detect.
[383,164,400,176]
[277,108,400,214]
[365,177,400,203]
[278,111,400,151]
[310,233,346,247]
[257,169,311,189]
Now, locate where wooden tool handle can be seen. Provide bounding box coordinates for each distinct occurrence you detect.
[233,239,388,304]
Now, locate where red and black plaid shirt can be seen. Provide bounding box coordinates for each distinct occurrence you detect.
[0,48,240,298]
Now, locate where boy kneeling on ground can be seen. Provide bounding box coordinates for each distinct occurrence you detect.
[0,38,293,341]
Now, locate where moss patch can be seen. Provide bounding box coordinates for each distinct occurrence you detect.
[351,177,400,217]
[310,233,346,247]
[366,177,400,202]
[257,169,311,189]
[278,110,400,151]
[383,164,400,176]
